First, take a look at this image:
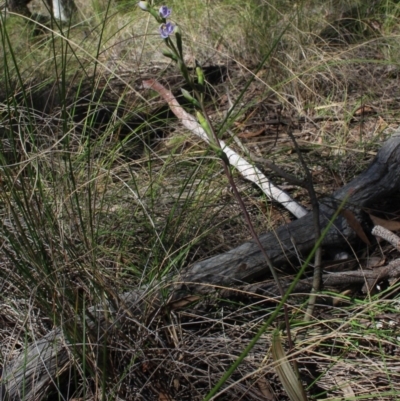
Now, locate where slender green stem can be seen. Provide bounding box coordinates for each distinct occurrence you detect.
[202,196,348,401]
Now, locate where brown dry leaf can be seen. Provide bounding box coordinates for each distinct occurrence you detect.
[353,105,376,116]
[238,127,265,138]
[376,115,388,133]
[369,214,400,232]
[272,331,307,401]
[364,256,385,269]
[218,93,228,106]
[168,295,200,309]
[341,209,371,245]
[335,377,356,398]
[332,289,353,306]
[142,362,151,373]
[257,376,276,400]
[158,393,174,401]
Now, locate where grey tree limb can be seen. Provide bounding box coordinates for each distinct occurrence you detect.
[1,290,153,401]
[175,132,400,293]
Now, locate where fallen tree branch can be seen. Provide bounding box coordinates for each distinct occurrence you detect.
[142,79,308,219]
[0,290,156,401]
[372,225,400,251]
[175,131,400,293]
[235,258,400,298]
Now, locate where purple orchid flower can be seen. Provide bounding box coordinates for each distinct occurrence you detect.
[159,22,175,39]
[159,5,172,19]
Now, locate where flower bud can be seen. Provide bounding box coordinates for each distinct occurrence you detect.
[162,49,178,62]
[181,89,201,108]
[138,1,149,11]
[174,25,183,58]
[196,66,204,85]
[138,1,161,20]
[196,66,205,90]
[196,111,213,142]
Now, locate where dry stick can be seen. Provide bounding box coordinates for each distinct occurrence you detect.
[285,125,322,321]
[240,260,400,296]
[372,225,400,251]
[141,79,299,355]
[141,80,307,219]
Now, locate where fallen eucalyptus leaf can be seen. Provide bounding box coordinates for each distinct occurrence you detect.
[272,330,308,401]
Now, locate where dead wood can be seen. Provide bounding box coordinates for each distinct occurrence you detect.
[227,258,400,299]
[0,290,156,401]
[175,132,400,294]
[2,132,400,400]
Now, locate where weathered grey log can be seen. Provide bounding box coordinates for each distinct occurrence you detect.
[2,132,400,401]
[0,290,154,401]
[176,132,400,292]
[0,329,66,401]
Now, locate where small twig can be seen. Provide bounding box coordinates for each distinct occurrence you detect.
[372,225,400,251]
